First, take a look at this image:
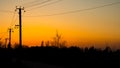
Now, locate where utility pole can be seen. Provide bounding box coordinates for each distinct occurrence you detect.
[16,6,25,48]
[8,28,13,49]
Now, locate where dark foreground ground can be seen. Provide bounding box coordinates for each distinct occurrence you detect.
[0,46,120,68]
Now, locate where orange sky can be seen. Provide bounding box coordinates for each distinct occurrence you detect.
[0,0,120,48]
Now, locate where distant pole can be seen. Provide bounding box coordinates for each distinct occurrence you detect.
[16,6,24,48]
[8,28,12,48]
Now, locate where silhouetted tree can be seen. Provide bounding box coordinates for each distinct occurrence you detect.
[0,41,4,48]
[104,46,112,53]
[14,43,20,49]
[41,41,44,47]
[53,31,61,47]
[45,41,50,47]
[59,41,67,48]
[52,31,66,48]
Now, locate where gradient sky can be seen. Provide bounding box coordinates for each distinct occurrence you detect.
[0,0,120,48]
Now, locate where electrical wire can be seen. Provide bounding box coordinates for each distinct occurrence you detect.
[0,9,13,13]
[25,0,52,9]
[24,1,120,17]
[22,0,44,7]
[10,15,18,28]
[26,0,62,11]
[9,11,16,28]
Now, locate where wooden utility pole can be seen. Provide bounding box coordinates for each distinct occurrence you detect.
[8,28,12,48]
[16,6,24,48]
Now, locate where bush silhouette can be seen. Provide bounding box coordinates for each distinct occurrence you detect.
[0,44,120,68]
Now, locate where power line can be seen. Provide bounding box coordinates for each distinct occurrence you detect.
[25,0,52,9]
[0,9,13,13]
[27,0,62,11]
[24,1,120,17]
[22,0,44,7]
[8,28,13,48]
[0,12,16,41]
[9,11,16,27]
[10,14,18,28]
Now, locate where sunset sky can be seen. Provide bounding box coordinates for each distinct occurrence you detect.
[0,0,120,48]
